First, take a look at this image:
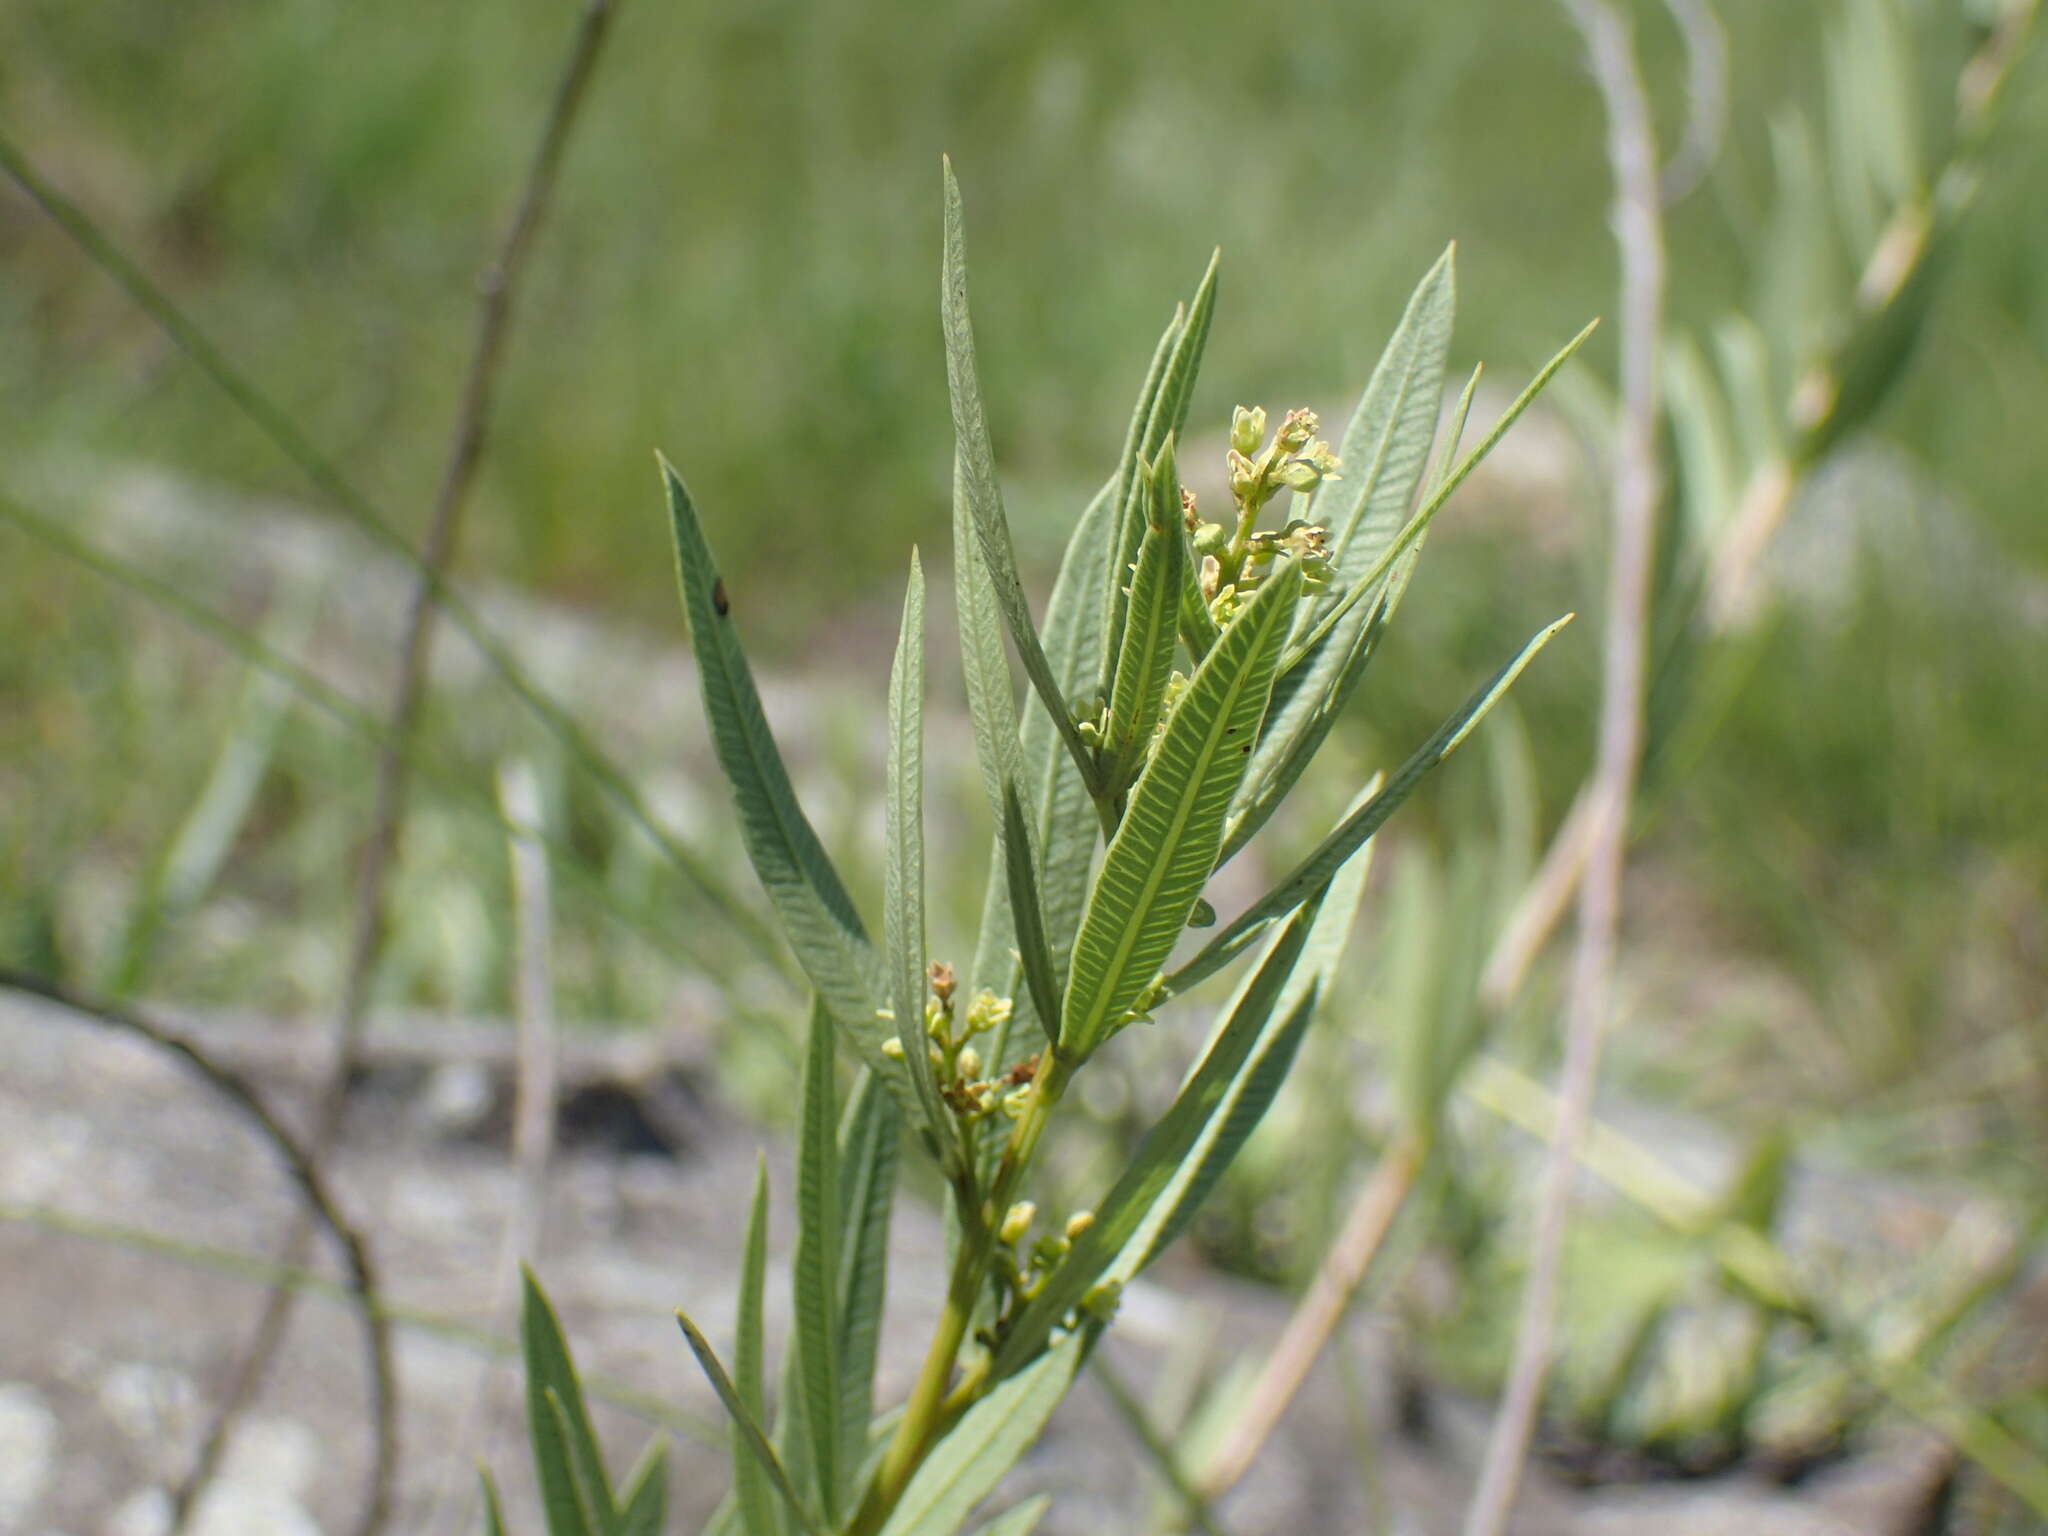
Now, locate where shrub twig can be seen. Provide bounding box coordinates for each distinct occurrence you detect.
[0,969,398,1535]
[171,6,621,1526]
[1463,2,1666,1530]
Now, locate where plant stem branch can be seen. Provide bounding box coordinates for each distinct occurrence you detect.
[850,1045,1069,1535]
[170,8,620,1528]
[1463,3,1665,1532]
[1198,1132,1425,1504]
[0,970,397,1535]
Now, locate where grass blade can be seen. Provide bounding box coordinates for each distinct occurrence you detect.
[1105,441,1188,794]
[886,550,956,1165]
[941,157,1101,797]
[1061,558,1304,1062]
[793,998,844,1521]
[998,902,1323,1378]
[1172,615,1574,998]
[735,1158,779,1536]
[661,459,904,1109]
[1001,781,1063,1045]
[522,1269,613,1527]
[611,1442,668,1536]
[835,1070,901,1505]
[877,1331,1091,1536]
[678,1310,832,1536]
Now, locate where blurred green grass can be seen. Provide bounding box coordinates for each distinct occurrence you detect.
[2,0,2044,1179]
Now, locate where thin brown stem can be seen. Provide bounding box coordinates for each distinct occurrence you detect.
[1197,1133,1425,1504]
[170,7,620,1528]
[0,970,396,1535]
[1463,2,1665,1531]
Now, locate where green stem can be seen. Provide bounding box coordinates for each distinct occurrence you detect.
[847,1047,1070,1535]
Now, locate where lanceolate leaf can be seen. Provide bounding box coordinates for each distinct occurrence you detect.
[886,550,955,1164]
[1105,441,1187,791]
[660,461,903,1112]
[834,1070,900,1504]
[1127,825,1377,1272]
[612,1443,669,1536]
[967,1496,1053,1536]
[1102,251,1220,698]
[876,1331,1092,1536]
[997,902,1323,1378]
[793,998,844,1521]
[1324,245,1456,585]
[941,158,1101,798]
[1171,614,1574,998]
[954,453,1029,875]
[1001,780,1062,1045]
[678,1311,832,1536]
[539,1391,604,1536]
[522,1269,612,1531]
[734,1158,778,1536]
[1061,558,1304,1061]
[1280,321,1597,675]
[1231,357,1480,862]
[969,481,1117,1068]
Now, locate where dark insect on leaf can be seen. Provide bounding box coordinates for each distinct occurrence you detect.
[712,579,731,617]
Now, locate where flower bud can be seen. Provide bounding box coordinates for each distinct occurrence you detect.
[955,1046,982,1082]
[1276,407,1320,453]
[1064,1209,1095,1240]
[881,1036,905,1060]
[999,1201,1037,1245]
[1230,405,1267,456]
[927,961,956,1004]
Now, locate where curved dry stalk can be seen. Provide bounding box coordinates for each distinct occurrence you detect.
[171,6,621,1527]
[1196,1132,1426,1505]
[0,970,397,1534]
[1657,0,1728,205]
[1462,2,1667,1531]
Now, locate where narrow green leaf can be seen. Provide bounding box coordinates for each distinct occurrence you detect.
[999,903,1323,1378]
[834,1070,900,1503]
[611,1442,668,1536]
[967,1496,1052,1536]
[661,461,903,1109]
[677,1310,832,1536]
[969,480,1117,1067]
[1105,441,1187,792]
[1102,251,1220,700]
[941,158,1101,797]
[955,452,1028,861]
[877,1332,1091,1536]
[1324,245,1456,586]
[1280,320,1596,677]
[1171,614,1574,998]
[1061,558,1304,1061]
[793,998,844,1521]
[1128,824,1376,1272]
[480,1470,508,1536]
[1222,359,1479,866]
[886,550,955,1165]
[734,1158,779,1536]
[539,1390,605,1536]
[1001,780,1062,1045]
[522,1269,613,1527]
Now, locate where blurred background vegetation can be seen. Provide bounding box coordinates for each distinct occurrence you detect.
[3,0,2045,1515]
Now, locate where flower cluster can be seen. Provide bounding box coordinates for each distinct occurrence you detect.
[1193,405,1340,621]
[882,962,1035,1121]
